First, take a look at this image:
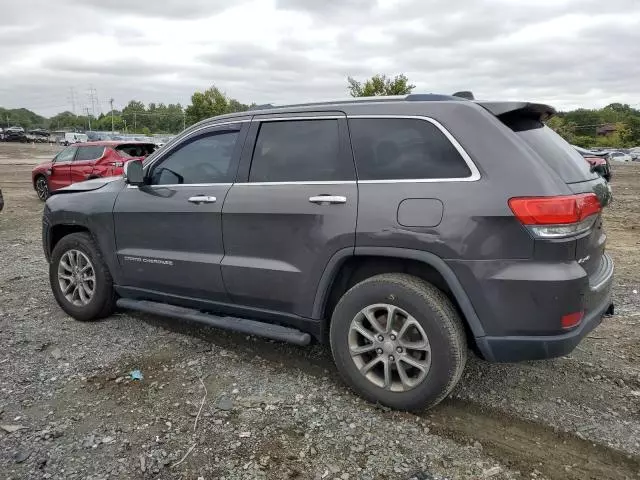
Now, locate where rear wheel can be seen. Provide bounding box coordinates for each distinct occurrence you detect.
[330,273,467,411]
[35,175,49,201]
[49,232,116,321]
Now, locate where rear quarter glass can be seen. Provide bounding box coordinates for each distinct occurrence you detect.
[501,116,599,184]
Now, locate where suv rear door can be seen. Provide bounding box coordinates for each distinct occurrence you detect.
[71,145,106,184]
[221,113,357,317]
[112,120,249,302]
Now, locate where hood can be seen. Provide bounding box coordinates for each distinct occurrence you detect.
[50,176,121,195]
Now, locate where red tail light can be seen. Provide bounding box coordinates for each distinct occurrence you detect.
[561,311,584,329]
[509,194,601,238]
[509,194,601,225]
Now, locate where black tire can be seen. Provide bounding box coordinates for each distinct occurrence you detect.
[49,232,116,321]
[330,273,467,411]
[34,175,49,201]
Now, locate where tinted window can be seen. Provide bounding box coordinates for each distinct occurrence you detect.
[249,120,351,182]
[349,118,471,180]
[75,146,105,161]
[150,130,239,185]
[501,116,598,183]
[54,146,77,163]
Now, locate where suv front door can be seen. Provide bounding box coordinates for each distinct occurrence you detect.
[112,120,249,302]
[49,146,77,191]
[221,114,358,318]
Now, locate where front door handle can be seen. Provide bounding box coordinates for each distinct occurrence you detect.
[188,195,217,204]
[309,195,347,205]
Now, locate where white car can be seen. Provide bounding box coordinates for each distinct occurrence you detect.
[609,152,632,162]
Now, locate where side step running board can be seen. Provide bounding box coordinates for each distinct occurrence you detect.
[116,298,312,346]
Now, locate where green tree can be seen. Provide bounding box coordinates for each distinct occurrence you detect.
[547,116,577,144]
[347,74,415,97]
[185,86,249,125]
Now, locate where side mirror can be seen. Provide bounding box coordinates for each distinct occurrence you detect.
[123,160,144,186]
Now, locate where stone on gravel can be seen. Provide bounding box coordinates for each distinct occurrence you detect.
[13,450,31,463]
[216,395,233,411]
[0,424,26,433]
[50,347,62,360]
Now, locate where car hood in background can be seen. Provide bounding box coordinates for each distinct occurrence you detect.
[50,176,122,195]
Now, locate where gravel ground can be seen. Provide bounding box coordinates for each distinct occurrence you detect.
[0,143,639,480]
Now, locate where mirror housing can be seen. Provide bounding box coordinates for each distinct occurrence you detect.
[123,160,144,186]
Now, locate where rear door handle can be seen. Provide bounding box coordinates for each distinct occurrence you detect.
[188,195,217,204]
[309,195,347,205]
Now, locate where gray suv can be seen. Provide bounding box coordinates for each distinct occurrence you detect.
[42,94,614,410]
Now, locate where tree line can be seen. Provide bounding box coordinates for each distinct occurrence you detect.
[2,75,638,147]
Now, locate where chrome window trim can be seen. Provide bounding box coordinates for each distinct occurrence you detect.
[126,183,233,189]
[255,115,344,122]
[347,115,481,183]
[234,181,357,186]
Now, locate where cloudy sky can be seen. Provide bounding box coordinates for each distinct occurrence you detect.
[1,0,639,117]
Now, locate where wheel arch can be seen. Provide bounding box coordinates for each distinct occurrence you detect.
[313,247,486,341]
[47,223,92,259]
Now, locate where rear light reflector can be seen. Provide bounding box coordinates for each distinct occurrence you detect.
[561,311,584,329]
[110,161,124,168]
[509,193,601,238]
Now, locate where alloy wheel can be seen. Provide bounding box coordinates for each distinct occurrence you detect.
[57,249,96,307]
[348,303,431,392]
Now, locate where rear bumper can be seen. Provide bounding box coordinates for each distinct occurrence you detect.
[475,253,614,362]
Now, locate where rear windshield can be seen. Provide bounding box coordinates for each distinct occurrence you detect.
[116,143,156,158]
[501,115,598,184]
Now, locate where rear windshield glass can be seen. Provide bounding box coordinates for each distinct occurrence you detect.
[116,143,156,158]
[501,116,598,184]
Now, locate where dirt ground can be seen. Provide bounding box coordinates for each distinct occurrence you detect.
[0,142,639,480]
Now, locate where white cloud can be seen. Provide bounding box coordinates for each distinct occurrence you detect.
[0,0,638,116]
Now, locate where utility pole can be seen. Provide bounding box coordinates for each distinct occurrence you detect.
[133,112,136,133]
[68,87,77,115]
[183,111,186,131]
[85,107,92,131]
[110,98,115,133]
[87,85,98,118]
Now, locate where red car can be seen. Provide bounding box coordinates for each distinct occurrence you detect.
[32,141,156,201]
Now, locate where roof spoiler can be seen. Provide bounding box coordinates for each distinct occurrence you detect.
[478,101,556,121]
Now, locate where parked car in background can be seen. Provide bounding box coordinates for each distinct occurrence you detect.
[31,141,156,200]
[3,126,27,142]
[62,132,89,146]
[608,151,632,162]
[630,148,640,161]
[573,145,611,181]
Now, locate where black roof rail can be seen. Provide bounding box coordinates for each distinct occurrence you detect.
[405,94,462,102]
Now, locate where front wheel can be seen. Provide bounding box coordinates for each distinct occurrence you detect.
[35,175,49,201]
[330,273,467,411]
[49,232,116,321]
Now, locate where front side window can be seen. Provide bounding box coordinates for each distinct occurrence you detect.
[75,146,105,161]
[149,130,239,185]
[54,146,77,163]
[249,119,352,182]
[349,118,472,180]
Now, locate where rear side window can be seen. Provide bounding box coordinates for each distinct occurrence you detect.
[349,118,472,180]
[501,116,598,184]
[74,146,105,161]
[249,120,353,182]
